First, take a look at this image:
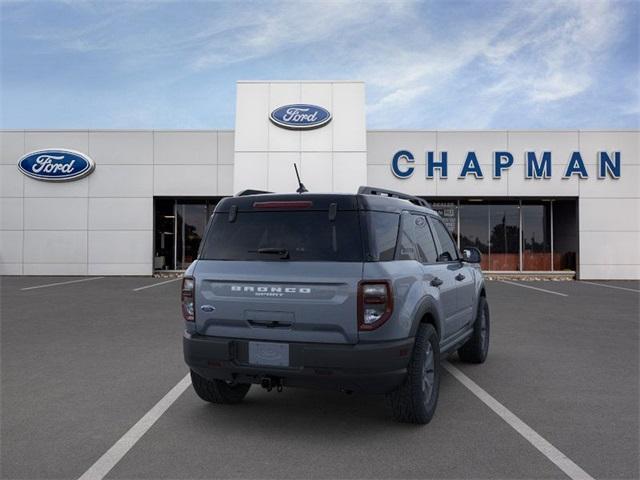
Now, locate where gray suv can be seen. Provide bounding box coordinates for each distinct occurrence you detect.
[182,186,489,424]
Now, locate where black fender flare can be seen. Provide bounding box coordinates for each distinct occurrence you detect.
[473,279,487,316]
[409,296,444,340]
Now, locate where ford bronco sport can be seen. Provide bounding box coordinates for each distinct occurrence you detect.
[182,186,489,424]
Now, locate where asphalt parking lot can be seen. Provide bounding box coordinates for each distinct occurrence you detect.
[1,276,638,480]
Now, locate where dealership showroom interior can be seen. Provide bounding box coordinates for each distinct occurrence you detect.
[1,2,639,480]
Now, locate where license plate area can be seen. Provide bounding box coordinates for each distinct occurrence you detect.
[248,341,289,367]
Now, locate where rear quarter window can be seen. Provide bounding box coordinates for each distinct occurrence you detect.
[395,212,420,261]
[364,211,400,261]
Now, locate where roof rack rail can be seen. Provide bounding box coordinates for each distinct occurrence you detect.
[235,189,272,197]
[357,186,431,208]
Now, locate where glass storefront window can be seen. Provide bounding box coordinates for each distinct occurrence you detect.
[489,203,520,270]
[553,199,578,271]
[154,198,220,270]
[522,201,552,271]
[457,201,520,271]
[459,202,490,270]
[154,198,175,270]
[156,196,577,273]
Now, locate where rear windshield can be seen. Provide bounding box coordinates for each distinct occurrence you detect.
[200,211,363,262]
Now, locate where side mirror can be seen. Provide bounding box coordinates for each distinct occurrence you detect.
[462,247,482,264]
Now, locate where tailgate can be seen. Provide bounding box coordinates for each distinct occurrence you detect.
[194,261,363,344]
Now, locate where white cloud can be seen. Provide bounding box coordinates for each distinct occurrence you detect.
[189,1,415,71]
[3,0,635,128]
[362,0,627,125]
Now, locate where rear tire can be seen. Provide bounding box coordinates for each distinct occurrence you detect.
[190,370,251,404]
[458,296,490,364]
[387,324,441,425]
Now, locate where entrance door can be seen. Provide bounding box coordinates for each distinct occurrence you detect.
[154,198,176,270]
[176,202,208,270]
[154,198,221,270]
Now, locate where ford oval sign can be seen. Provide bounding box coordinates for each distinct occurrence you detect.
[270,104,331,130]
[17,149,95,182]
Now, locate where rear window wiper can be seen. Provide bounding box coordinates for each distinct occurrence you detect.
[250,247,290,259]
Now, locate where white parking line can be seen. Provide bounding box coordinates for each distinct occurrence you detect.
[580,281,640,293]
[77,373,191,480]
[499,280,568,297]
[21,277,104,291]
[444,363,594,480]
[133,278,181,292]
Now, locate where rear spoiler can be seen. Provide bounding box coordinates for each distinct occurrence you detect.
[235,189,273,196]
[357,186,431,208]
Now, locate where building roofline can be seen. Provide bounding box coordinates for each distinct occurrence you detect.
[1,128,637,133]
[367,129,640,133]
[0,129,235,133]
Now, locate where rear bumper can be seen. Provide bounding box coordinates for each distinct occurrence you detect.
[183,332,414,394]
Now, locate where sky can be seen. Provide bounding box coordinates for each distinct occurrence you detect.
[1,0,638,129]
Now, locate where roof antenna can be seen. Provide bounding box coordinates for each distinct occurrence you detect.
[294,163,308,194]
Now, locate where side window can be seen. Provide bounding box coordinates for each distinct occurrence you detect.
[365,212,400,261]
[395,212,419,261]
[431,218,458,262]
[412,215,438,263]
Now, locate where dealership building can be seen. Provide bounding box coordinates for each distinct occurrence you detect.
[1,80,638,279]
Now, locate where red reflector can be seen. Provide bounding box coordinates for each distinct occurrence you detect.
[253,201,313,209]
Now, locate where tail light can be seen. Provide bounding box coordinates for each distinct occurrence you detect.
[358,280,393,330]
[181,277,195,322]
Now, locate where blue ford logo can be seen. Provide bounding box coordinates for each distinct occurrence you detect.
[270,104,331,130]
[17,149,95,182]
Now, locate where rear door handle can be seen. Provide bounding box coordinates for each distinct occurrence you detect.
[430,277,443,287]
[455,273,466,281]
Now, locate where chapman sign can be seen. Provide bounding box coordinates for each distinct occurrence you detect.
[270,104,331,130]
[391,150,622,179]
[17,149,95,181]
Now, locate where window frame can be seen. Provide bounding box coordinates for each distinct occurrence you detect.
[393,211,420,262]
[409,213,440,265]
[361,210,401,262]
[428,215,461,263]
